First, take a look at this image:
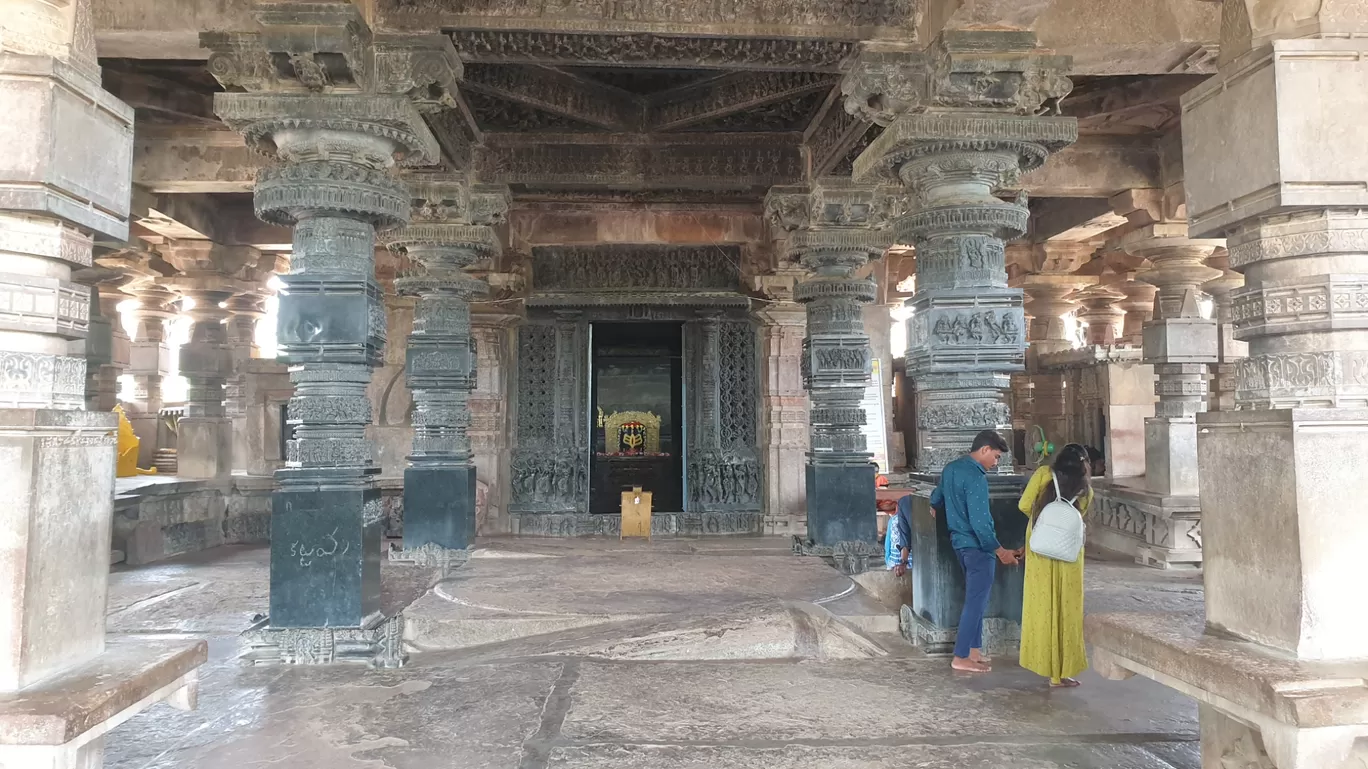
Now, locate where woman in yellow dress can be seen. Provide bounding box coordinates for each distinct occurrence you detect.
[1018,443,1093,688]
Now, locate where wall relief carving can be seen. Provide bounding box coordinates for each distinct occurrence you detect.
[532,245,741,292]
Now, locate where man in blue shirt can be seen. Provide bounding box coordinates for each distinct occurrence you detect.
[929,429,1018,674]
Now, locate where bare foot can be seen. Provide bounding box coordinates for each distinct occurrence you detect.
[1049,678,1081,688]
[951,657,991,673]
[969,649,992,664]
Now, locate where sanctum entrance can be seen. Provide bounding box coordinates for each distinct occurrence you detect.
[507,245,764,537]
[590,322,684,514]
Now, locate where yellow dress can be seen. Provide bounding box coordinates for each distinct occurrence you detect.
[1018,465,1091,683]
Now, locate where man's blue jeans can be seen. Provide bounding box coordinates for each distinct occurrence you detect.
[953,547,997,659]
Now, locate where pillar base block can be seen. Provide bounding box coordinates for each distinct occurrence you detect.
[803,462,877,548]
[907,476,1027,657]
[402,464,476,552]
[176,417,233,480]
[269,474,382,629]
[0,638,205,769]
[1144,416,1200,497]
[240,613,406,668]
[1086,612,1368,769]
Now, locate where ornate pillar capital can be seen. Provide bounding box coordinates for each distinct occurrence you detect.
[1072,284,1127,347]
[848,32,1077,473]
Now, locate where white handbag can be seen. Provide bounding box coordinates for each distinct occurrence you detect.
[1028,474,1085,563]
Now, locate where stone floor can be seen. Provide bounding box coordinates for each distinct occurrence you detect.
[104,537,1205,769]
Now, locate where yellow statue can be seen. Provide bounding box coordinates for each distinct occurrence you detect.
[114,405,157,478]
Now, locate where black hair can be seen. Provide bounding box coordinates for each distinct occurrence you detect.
[970,429,1009,453]
[1031,443,1093,517]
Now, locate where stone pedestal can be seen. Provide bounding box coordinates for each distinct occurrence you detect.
[0,8,204,761]
[1088,25,1368,769]
[903,478,1027,655]
[205,3,460,664]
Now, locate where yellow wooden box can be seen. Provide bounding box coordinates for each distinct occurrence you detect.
[620,486,652,540]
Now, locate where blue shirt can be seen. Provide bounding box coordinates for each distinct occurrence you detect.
[929,455,1001,553]
[884,495,913,570]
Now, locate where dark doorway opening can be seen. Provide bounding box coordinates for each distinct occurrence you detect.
[589,322,684,513]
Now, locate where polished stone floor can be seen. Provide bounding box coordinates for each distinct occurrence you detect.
[104,537,1205,769]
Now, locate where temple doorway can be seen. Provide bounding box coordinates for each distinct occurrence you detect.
[589,322,684,513]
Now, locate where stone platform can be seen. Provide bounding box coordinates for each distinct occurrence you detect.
[99,537,1207,769]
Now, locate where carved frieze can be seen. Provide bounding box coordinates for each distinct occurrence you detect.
[532,245,740,292]
[448,30,855,71]
[477,141,803,187]
[398,0,918,29]
[1234,350,1368,408]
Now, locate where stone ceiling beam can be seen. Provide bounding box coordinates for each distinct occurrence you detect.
[1029,197,1127,242]
[1018,136,1159,197]
[133,127,269,194]
[446,30,854,72]
[476,133,804,189]
[462,65,639,132]
[647,71,834,132]
[101,68,220,126]
[381,1,917,44]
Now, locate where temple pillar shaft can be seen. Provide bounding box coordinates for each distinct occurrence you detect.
[1120,224,1221,498]
[754,302,808,536]
[163,241,254,481]
[1017,249,1093,453]
[206,2,459,658]
[385,180,505,566]
[470,312,519,536]
[1202,250,1246,413]
[124,280,176,467]
[0,1,203,761]
[771,183,890,552]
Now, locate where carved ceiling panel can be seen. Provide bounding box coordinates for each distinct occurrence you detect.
[463,89,606,132]
[678,90,825,132]
[447,30,855,71]
[568,67,714,94]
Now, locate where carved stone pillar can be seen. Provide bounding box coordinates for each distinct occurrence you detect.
[163,241,257,481]
[1112,272,1157,346]
[1017,243,1094,453]
[752,275,808,536]
[0,1,203,761]
[1088,10,1368,766]
[846,34,1076,474]
[1120,223,1221,498]
[1202,250,1245,413]
[384,179,507,567]
[1074,284,1126,347]
[769,183,890,552]
[124,277,178,466]
[74,265,133,412]
[470,311,519,536]
[205,3,460,662]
